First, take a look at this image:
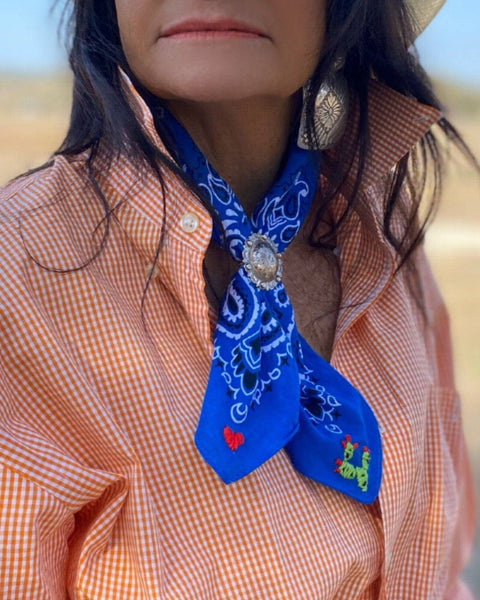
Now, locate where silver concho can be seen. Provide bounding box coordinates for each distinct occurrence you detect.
[242,233,282,290]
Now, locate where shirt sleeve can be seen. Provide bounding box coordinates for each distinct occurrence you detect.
[0,463,74,600]
[415,244,477,594]
[0,306,130,600]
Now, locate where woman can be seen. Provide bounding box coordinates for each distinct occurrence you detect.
[0,0,476,598]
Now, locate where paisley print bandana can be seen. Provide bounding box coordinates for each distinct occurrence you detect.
[159,107,382,503]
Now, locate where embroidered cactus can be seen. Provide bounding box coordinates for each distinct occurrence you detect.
[334,434,371,492]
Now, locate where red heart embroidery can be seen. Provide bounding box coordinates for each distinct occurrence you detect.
[223,426,245,452]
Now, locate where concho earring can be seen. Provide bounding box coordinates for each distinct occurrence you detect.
[297,58,349,150]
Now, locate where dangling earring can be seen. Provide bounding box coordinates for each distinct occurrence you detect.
[297,58,349,150]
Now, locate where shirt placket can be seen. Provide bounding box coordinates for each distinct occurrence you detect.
[161,198,214,358]
[112,172,215,359]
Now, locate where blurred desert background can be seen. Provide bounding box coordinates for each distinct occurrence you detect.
[0,72,479,594]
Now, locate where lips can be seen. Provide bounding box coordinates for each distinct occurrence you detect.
[161,19,268,39]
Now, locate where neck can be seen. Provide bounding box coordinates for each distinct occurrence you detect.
[166,95,298,216]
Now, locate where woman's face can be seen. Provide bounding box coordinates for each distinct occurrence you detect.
[115,0,327,103]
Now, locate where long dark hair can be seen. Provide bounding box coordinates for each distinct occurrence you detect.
[56,0,475,292]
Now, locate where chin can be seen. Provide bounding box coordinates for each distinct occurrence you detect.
[146,73,281,103]
[133,48,287,103]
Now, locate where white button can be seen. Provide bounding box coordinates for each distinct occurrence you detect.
[180,212,199,233]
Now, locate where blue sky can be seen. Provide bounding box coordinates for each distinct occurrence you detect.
[0,0,479,87]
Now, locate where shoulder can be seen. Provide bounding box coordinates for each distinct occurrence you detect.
[0,154,87,220]
[0,154,104,282]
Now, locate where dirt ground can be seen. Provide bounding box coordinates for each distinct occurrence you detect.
[1,74,479,596]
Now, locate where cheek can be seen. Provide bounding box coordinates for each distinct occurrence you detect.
[115,0,153,69]
[274,0,327,87]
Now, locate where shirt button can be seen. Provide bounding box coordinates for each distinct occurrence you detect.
[180,212,200,233]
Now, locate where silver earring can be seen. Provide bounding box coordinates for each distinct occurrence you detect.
[297,60,349,151]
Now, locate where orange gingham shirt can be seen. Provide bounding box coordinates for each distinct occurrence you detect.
[0,77,476,600]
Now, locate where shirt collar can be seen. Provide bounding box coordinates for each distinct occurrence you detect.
[92,71,441,360]
[322,82,441,347]
[115,69,441,240]
[117,67,441,196]
[322,78,441,248]
[105,70,441,345]
[327,79,441,193]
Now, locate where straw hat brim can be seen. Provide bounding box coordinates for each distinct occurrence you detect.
[407,0,446,37]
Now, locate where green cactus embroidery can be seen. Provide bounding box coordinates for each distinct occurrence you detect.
[334,434,371,492]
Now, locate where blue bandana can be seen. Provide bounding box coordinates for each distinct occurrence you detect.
[159,107,382,503]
